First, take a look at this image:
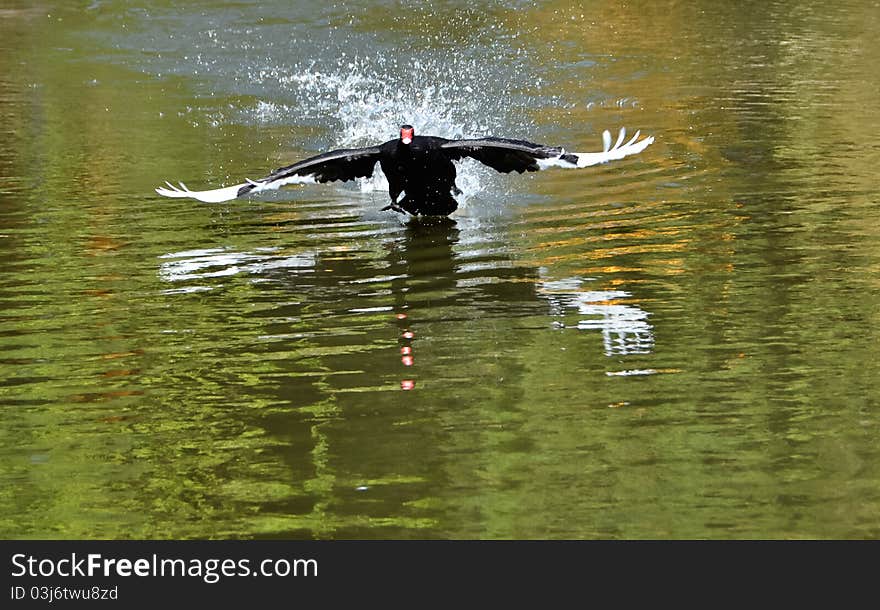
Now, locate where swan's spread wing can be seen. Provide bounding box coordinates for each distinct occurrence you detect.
[441,128,654,173]
[155,146,384,203]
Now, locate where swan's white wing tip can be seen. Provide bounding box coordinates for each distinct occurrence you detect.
[574,129,655,168]
[614,127,626,150]
[154,181,246,203]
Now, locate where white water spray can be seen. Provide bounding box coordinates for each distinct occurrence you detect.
[250,53,539,205]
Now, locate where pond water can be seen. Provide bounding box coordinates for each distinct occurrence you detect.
[2,0,880,539]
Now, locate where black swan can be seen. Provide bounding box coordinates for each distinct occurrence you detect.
[156,124,654,216]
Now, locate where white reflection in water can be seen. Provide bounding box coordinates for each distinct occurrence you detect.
[540,277,654,356]
[158,247,316,288]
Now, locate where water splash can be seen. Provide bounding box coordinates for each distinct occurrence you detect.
[246,51,543,204]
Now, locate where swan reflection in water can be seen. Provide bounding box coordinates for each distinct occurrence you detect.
[156,219,654,391]
[539,277,654,356]
[158,247,316,289]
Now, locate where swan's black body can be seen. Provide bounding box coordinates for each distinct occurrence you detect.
[378,135,462,216]
[156,124,655,216]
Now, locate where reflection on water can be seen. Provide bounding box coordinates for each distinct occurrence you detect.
[2,0,880,539]
[540,278,654,356]
[159,247,317,287]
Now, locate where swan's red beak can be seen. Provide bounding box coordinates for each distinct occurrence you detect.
[400,126,414,145]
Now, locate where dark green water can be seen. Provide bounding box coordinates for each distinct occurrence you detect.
[2,0,880,539]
